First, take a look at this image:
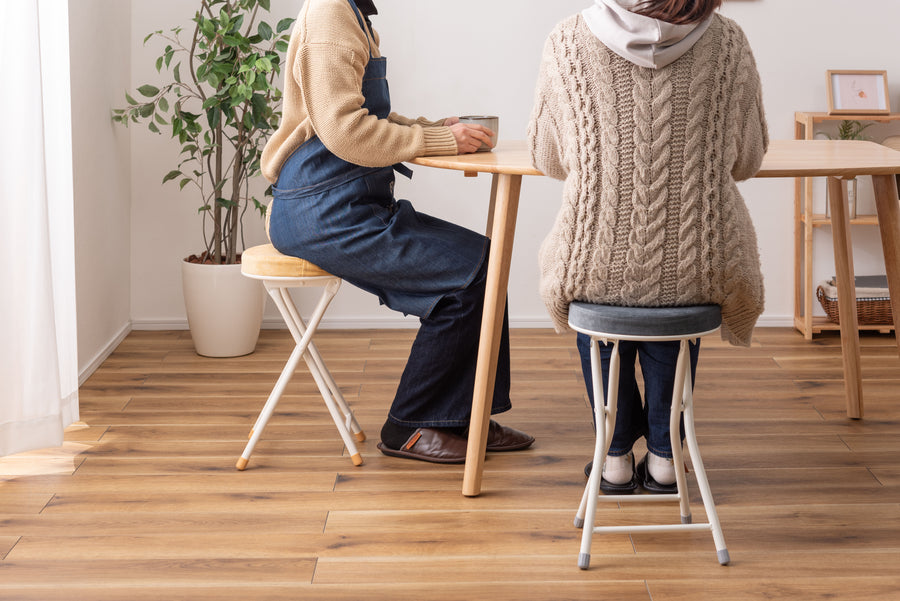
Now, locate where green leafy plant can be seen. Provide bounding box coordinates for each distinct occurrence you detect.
[113,0,294,264]
[817,119,873,141]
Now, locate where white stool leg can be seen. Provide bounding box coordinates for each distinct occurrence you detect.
[237,335,305,470]
[573,333,729,569]
[237,285,316,470]
[273,280,363,466]
[681,360,730,564]
[670,340,693,524]
[299,344,363,465]
[237,278,363,470]
[279,283,365,443]
[577,338,620,570]
[575,336,619,531]
[304,340,365,442]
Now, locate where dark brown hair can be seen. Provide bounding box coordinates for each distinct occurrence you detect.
[632,0,723,25]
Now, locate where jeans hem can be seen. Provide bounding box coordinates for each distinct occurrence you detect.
[386,399,511,428]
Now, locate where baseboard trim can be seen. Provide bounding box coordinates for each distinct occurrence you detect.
[78,321,132,385]
[755,314,794,328]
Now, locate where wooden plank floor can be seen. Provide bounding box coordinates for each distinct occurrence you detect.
[2,327,899,600]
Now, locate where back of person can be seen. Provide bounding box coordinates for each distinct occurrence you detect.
[528,0,768,347]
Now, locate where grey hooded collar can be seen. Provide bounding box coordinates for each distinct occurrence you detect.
[582,0,712,69]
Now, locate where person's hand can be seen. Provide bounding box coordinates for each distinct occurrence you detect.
[449,122,494,154]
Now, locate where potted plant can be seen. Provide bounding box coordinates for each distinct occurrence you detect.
[113,0,294,356]
[816,120,873,219]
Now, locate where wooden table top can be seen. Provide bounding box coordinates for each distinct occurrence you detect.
[410,141,543,176]
[757,139,900,178]
[410,139,900,179]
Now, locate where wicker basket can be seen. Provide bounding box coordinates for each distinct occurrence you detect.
[816,276,893,325]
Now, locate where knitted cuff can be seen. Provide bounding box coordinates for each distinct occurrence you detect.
[422,127,458,156]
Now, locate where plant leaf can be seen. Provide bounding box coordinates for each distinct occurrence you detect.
[137,84,160,98]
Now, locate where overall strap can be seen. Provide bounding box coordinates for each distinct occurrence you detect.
[346,0,374,58]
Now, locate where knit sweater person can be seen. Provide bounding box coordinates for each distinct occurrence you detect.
[528,8,768,347]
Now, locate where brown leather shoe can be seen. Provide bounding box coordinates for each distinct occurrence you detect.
[486,420,535,452]
[377,428,467,464]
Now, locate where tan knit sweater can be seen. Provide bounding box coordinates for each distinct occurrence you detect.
[261,0,458,183]
[528,14,768,346]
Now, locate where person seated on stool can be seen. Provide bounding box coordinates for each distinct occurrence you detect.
[527,0,767,491]
[261,0,533,463]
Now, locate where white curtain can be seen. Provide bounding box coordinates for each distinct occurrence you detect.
[0,0,79,456]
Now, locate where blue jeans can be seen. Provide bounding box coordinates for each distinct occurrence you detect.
[576,333,699,459]
[270,144,506,429]
[388,255,512,428]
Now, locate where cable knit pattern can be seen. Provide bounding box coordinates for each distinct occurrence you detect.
[528,14,768,346]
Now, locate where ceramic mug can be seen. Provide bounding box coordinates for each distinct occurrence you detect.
[459,115,499,152]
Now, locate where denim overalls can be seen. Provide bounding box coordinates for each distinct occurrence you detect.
[267,0,511,428]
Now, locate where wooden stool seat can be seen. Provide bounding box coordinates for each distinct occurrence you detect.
[568,303,728,570]
[241,243,331,279]
[236,244,365,470]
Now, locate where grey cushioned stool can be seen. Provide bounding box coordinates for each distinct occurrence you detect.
[568,302,729,570]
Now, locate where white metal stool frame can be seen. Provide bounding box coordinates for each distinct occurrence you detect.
[569,322,729,570]
[236,272,365,470]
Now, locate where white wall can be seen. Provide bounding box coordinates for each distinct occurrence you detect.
[69,0,133,380]
[116,0,900,331]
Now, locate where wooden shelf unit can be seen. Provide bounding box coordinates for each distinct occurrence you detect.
[793,111,900,338]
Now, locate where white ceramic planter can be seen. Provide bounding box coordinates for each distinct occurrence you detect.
[181,260,265,357]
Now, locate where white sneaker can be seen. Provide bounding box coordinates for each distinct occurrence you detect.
[647,452,676,485]
[602,452,634,485]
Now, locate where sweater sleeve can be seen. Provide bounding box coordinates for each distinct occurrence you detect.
[527,33,567,181]
[730,33,769,182]
[388,113,448,128]
[298,42,457,166]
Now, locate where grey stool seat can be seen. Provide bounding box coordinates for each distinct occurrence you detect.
[568,302,722,339]
[570,302,729,570]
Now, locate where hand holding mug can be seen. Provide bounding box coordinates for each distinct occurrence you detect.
[448,121,495,154]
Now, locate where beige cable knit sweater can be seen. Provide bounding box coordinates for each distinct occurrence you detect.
[528,14,768,346]
[261,0,458,184]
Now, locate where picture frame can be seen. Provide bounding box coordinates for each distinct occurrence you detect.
[827,70,890,115]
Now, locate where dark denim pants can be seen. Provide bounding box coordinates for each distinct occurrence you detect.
[388,255,512,428]
[576,333,699,459]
